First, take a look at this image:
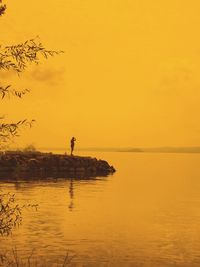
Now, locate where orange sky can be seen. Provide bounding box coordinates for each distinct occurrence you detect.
[1,0,200,149]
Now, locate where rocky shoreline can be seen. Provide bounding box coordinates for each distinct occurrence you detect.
[0,151,116,179]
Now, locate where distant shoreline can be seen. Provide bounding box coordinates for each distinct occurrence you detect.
[35,147,200,154]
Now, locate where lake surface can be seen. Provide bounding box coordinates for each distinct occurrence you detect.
[1,152,200,266]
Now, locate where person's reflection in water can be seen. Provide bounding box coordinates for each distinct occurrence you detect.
[14,180,21,190]
[68,179,74,211]
[14,180,28,191]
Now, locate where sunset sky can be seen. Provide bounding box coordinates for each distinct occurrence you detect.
[1,0,200,149]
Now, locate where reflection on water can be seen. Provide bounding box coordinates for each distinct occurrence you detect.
[68,179,74,211]
[1,152,200,266]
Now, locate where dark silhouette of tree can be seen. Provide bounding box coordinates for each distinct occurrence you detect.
[0,0,62,149]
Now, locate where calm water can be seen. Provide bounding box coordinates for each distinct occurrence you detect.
[1,152,200,266]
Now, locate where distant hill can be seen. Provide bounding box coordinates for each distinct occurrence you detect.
[142,147,200,153]
[78,147,200,153]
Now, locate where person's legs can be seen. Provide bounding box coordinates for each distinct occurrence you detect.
[71,145,74,155]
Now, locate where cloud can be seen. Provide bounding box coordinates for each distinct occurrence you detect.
[30,66,65,86]
[155,64,197,97]
[160,67,192,87]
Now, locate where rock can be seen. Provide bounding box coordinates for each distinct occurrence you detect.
[76,167,85,173]
[0,151,116,179]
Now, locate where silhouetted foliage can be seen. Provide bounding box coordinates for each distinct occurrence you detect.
[0,192,37,236]
[0,2,62,149]
[0,118,35,150]
[0,0,6,17]
[0,192,23,236]
[0,248,75,266]
[23,143,37,152]
[0,39,62,74]
[0,85,30,99]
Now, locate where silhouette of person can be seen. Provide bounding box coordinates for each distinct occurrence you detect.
[70,137,76,155]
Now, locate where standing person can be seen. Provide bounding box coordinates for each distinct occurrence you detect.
[70,137,76,155]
